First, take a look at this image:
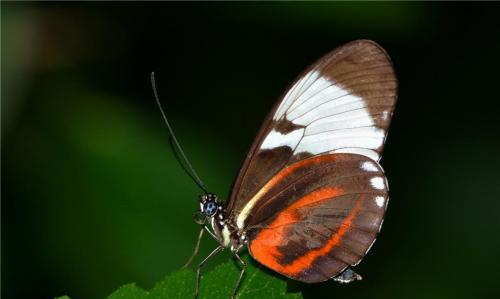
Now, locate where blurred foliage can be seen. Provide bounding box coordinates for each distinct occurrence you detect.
[2,2,500,299]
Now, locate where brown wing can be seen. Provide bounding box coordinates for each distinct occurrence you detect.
[245,154,388,283]
[227,40,397,226]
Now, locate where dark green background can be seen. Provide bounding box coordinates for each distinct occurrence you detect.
[3,2,500,299]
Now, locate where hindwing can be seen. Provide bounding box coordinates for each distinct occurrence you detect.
[245,154,388,283]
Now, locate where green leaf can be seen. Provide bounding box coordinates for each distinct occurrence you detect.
[54,254,302,299]
[148,269,195,299]
[106,284,148,299]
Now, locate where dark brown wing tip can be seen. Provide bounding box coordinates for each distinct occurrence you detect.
[346,39,385,50]
[320,39,395,70]
[347,39,394,62]
[346,39,398,102]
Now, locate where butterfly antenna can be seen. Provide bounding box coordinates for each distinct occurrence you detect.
[151,72,208,194]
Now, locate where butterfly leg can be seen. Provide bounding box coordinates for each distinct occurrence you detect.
[182,227,205,269]
[231,251,246,299]
[332,267,363,284]
[183,226,219,269]
[193,245,224,299]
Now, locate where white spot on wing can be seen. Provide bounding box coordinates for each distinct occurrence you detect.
[260,128,304,150]
[370,177,385,190]
[291,94,366,125]
[287,76,343,115]
[375,196,385,207]
[272,68,389,163]
[305,108,377,135]
[295,127,384,155]
[274,70,319,120]
[362,161,379,172]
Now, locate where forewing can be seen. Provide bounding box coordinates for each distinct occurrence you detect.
[228,40,396,222]
[245,154,388,283]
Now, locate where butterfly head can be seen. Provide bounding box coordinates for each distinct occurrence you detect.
[193,193,223,225]
[199,193,220,218]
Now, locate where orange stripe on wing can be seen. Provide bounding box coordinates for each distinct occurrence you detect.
[250,187,363,277]
[236,155,338,228]
[267,155,337,190]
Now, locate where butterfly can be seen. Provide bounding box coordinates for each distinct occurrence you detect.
[152,39,397,299]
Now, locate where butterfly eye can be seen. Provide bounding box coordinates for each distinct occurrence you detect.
[203,201,217,216]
